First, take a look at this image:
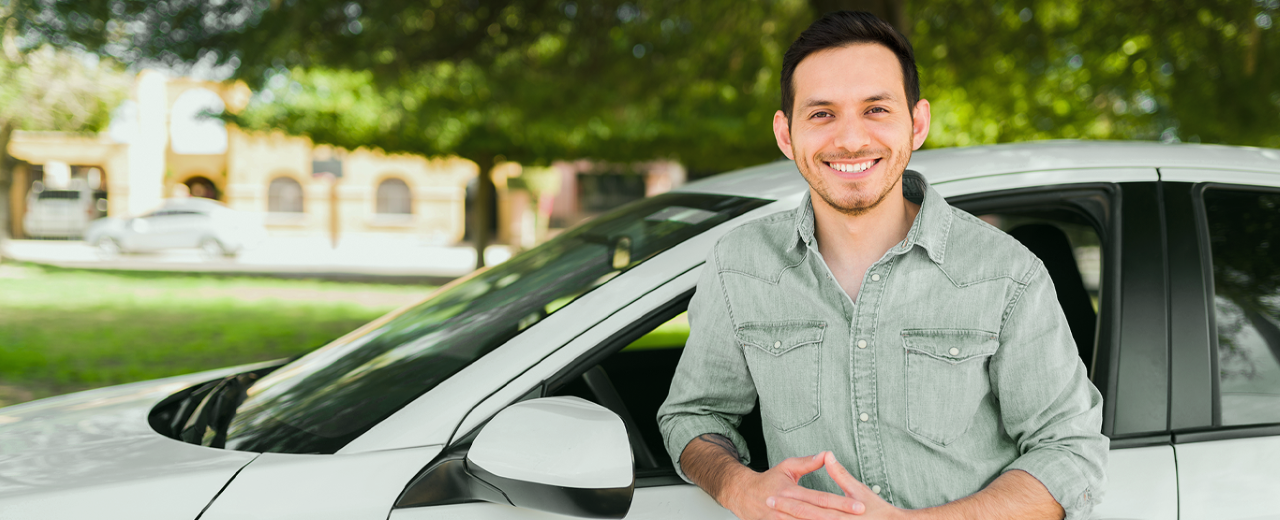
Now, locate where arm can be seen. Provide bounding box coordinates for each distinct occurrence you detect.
[683,436,865,520]
[770,454,1060,520]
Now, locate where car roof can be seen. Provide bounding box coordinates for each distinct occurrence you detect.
[678,140,1280,199]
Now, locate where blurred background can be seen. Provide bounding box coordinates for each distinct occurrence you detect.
[0,0,1276,405]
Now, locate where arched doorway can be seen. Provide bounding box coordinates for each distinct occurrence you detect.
[184,176,220,200]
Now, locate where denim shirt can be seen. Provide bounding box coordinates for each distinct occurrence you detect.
[657,172,1107,518]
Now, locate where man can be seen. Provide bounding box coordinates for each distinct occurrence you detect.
[656,11,1107,520]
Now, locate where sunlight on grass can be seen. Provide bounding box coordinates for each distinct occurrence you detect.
[0,262,431,406]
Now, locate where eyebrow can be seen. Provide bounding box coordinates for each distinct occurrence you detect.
[800,92,899,110]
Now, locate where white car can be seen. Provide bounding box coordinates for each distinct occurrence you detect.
[2,141,1279,520]
[84,198,267,257]
[22,183,103,239]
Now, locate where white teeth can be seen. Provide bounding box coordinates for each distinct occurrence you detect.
[829,161,874,173]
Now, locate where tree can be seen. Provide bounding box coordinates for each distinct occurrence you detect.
[7,0,812,267]
[0,15,129,240]
[6,0,1277,260]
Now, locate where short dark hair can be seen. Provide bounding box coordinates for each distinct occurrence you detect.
[781,11,920,120]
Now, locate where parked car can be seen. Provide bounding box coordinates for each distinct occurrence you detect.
[21,181,104,239]
[2,141,1279,520]
[84,197,267,257]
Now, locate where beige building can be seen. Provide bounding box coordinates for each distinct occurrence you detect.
[7,72,476,245]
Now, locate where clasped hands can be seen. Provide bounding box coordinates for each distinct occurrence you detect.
[721,451,907,520]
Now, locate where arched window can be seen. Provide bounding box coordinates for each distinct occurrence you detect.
[376,178,412,215]
[268,177,304,213]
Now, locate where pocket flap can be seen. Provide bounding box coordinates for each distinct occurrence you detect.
[736,320,826,356]
[901,328,999,363]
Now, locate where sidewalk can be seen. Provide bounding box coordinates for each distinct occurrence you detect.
[0,237,513,283]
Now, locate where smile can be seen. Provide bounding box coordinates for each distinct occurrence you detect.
[825,159,879,174]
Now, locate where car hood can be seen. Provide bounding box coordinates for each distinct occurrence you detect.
[0,363,277,519]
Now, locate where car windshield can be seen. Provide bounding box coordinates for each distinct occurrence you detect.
[222,192,769,453]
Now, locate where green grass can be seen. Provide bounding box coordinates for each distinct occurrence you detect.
[0,261,432,407]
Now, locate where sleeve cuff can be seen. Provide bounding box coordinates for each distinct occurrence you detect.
[1003,449,1098,520]
[662,415,753,483]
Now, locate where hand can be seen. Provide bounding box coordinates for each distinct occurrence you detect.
[767,452,907,520]
[720,453,867,520]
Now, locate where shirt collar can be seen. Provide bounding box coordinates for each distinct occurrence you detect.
[792,170,952,264]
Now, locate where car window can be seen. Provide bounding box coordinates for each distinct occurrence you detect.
[1202,188,1280,426]
[35,189,82,200]
[218,192,769,454]
[975,211,1105,375]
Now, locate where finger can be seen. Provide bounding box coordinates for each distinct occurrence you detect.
[776,452,829,480]
[775,486,866,515]
[767,496,857,520]
[822,452,872,498]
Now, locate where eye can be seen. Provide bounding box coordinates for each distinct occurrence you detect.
[866,106,889,114]
[809,110,833,119]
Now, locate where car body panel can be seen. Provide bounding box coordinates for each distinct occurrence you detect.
[1176,436,1280,520]
[931,167,1158,197]
[201,446,443,520]
[1091,445,1177,520]
[0,363,277,519]
[390,485,737,520]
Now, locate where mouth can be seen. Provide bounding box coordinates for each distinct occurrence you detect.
[824,158,880,178]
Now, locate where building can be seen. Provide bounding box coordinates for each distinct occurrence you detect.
[6,71,476,246]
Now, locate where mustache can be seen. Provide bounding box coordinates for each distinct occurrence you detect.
[816,149,890,162]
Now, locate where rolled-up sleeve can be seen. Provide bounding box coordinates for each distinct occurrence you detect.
[657,249,758,482]
[992,261,1108,519]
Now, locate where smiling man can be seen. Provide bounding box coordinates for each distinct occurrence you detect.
[657,11,1107,520]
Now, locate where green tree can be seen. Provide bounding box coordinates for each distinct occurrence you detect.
[8,0,811,266]
[0,15,129,240]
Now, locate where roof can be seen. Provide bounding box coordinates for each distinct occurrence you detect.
[679,140,1280,199]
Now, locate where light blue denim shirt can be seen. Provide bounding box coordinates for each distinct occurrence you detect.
[657,172,1107,518]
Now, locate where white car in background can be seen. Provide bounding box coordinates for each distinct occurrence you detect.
[84,197,267,257]
[2,141,1280,520]
[21,182,104,239]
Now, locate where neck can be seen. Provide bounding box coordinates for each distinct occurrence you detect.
[811,181,921,271]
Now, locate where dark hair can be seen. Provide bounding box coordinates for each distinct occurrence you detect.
[780,11,920,120]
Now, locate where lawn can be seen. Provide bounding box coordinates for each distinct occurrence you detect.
[0,261,432,407]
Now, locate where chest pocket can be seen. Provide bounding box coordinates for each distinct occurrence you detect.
[902,329,999,447]
[738,320,825,432]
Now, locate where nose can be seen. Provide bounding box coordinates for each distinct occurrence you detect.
[832,115,872,152]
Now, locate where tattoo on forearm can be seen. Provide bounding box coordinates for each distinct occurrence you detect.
[696,433,741,460]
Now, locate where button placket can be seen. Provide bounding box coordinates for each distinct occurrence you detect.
[849,258,895,506]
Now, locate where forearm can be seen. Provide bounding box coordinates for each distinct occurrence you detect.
[679,434,756,505]
[909,470,1062,520]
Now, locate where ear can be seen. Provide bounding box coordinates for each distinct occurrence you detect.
[773,110,796,160]
[910,99,931,151]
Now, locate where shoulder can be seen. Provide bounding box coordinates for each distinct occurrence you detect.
[937,207,1041,286]
[707,208,805,282]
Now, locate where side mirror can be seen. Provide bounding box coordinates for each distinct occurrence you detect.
[465,396,634,518]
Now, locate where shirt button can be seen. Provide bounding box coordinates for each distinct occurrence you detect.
[949,347,960,356]
[871,274,881,281]
[774,341,782,349]
[857,340,867,349]
[871,485,882,494]
[859,413,870,422]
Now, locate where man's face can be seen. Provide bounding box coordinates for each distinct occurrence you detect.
[773,43,931,216]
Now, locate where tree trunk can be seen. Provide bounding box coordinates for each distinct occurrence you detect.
[808,0,909,38]
[0,120,14,242]
[472,154,495,270]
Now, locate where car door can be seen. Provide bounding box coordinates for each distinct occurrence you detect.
[1161,171,1280,520]
[394,171,1177,519]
